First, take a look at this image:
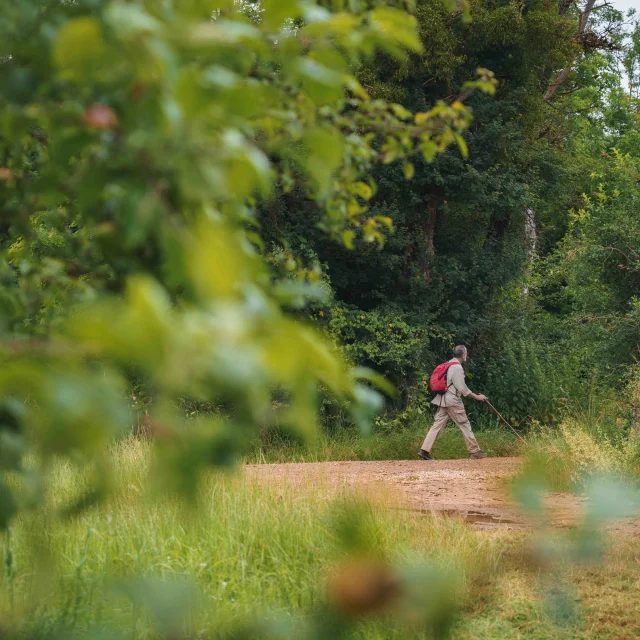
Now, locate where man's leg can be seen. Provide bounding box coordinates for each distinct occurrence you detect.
[446,404,481,454]
[421,407,449,453]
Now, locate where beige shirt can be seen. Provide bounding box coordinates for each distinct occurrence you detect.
[431,358,472,407]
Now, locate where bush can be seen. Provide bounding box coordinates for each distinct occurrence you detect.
[523,408,640,489]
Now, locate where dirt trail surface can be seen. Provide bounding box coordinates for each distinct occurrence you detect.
[245,458,589,530]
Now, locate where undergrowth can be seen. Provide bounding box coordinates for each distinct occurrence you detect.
[0,438,508,638]
[246,414,523,464]
[517,393,640,491]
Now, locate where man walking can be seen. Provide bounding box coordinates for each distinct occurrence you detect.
[418,345,488,460]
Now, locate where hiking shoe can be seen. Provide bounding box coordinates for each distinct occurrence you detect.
[469,451,488,460]
[417,449,433,461]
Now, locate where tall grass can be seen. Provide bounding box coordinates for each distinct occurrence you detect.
[246,420,522,464]
[0,438,508,639]
[519,403,640,491]
[2,432,640,639]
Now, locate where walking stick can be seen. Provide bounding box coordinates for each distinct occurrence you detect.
[484,400,527,444]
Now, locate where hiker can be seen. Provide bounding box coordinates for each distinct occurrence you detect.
[418,345,488,461]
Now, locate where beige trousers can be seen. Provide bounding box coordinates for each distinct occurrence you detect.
[421,404,481,454]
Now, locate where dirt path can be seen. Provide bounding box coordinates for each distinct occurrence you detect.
[245,457,589,530]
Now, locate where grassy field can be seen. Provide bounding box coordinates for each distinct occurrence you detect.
[2,436,640,639]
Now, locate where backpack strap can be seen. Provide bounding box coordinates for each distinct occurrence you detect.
[446,362,462,397]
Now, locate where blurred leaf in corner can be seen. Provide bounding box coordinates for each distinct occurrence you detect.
[583,475,640,526]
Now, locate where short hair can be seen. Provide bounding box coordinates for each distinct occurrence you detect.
[453,345,467,358]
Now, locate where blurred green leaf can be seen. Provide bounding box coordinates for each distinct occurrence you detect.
[262,0,300,32]
[583,475,640,525]
[0,431,24,471]
[105,2,161,38]
[53,17,109,79]
[369,8,423,55]
[399,562,458,639]
[302,126,345,196]
[353,367,397,398]
[403,161,415,179]
[116,577,200,635]
[454,133,468,158]
[351,383,384,435]
[296,58,345,103]
[543,579,578,627]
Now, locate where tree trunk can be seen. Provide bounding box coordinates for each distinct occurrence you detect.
[422,193,438,280]
[523,207,537,295]
[525,207,537,260]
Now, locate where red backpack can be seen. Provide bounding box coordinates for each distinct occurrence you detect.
[429,361,457,394]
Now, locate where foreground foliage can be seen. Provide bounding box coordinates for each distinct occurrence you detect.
[0,0,501,636]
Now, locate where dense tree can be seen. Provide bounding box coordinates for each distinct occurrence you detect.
[255,0,638,424]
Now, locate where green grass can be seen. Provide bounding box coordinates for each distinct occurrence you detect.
[1,438,509,638]
[2,435,640,639]
[245,422,522,464]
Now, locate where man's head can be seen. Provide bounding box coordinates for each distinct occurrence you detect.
[453,345,468,362]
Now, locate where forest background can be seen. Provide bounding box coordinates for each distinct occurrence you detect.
[263,0,640,441]
[251,0,640,452]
